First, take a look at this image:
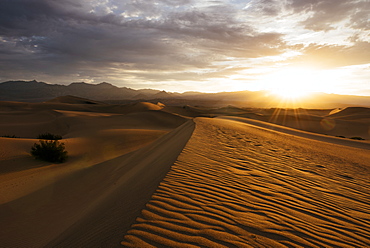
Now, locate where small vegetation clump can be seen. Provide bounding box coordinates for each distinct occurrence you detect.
[31,140,68,163]
[37,132,62,140]
[350,137,365,140]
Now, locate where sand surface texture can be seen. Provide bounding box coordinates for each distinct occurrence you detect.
[123,117,370,247]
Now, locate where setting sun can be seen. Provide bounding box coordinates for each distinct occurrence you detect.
[270,82,309,99]
[261,67,332,99]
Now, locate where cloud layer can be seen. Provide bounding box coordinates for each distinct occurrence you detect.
[0,0,369,93]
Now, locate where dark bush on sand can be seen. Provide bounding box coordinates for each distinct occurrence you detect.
[31,140,68,163]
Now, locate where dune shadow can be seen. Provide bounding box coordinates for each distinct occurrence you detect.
[0,156,51,174]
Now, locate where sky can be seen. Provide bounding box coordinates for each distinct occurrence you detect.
[0,0,369,95]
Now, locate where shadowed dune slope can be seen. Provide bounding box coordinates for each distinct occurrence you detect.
[0,99,165,119]
[0,109,68,138]
[0,120,195,248]
[162,106,201,118]
[122,118,370,247]
[328,107,370,121]
[46,95,106,105]
[0,102,185,138]
[0,99,195,247]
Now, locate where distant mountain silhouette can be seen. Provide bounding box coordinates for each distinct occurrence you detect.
[1,80,370,108]
[153,90,175,99]
[0,80,156,102]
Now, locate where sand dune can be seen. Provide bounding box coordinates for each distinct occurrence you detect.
[250,109,370,140]
[196,107,370,140]
[329,106,370,116]
[0,101,184,138]
[122,118,370,247]
[1,98,370,247]
[163,104,370,140]
[219,116,370,150]
[0,98,164,116]
[328,107,370,121]
[0,99,195,247]
[162,105,202,118]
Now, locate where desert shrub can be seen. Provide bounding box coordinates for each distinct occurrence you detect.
[336,135,346,138]
[31,140,68,163]
[37,132,62,140]
[350,137,365,140]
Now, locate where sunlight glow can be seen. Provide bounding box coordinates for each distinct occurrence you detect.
[261,67,333,100]
[271,83,309,99]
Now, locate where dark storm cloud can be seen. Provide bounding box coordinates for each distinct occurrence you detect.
[0,0,92,36]
[0,0,288,83]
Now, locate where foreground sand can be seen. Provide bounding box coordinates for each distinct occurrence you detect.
[122,118,370,247]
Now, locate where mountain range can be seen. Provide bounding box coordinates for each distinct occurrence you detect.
[1,80,370,108]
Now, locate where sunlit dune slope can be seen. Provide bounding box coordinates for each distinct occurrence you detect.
[123,117,370,247]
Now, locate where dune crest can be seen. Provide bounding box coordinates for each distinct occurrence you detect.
[128,102,164,112]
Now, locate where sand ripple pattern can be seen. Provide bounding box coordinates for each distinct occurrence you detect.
[122,118,370,247]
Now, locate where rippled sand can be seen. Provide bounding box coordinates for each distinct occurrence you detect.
[123,118,370,247]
